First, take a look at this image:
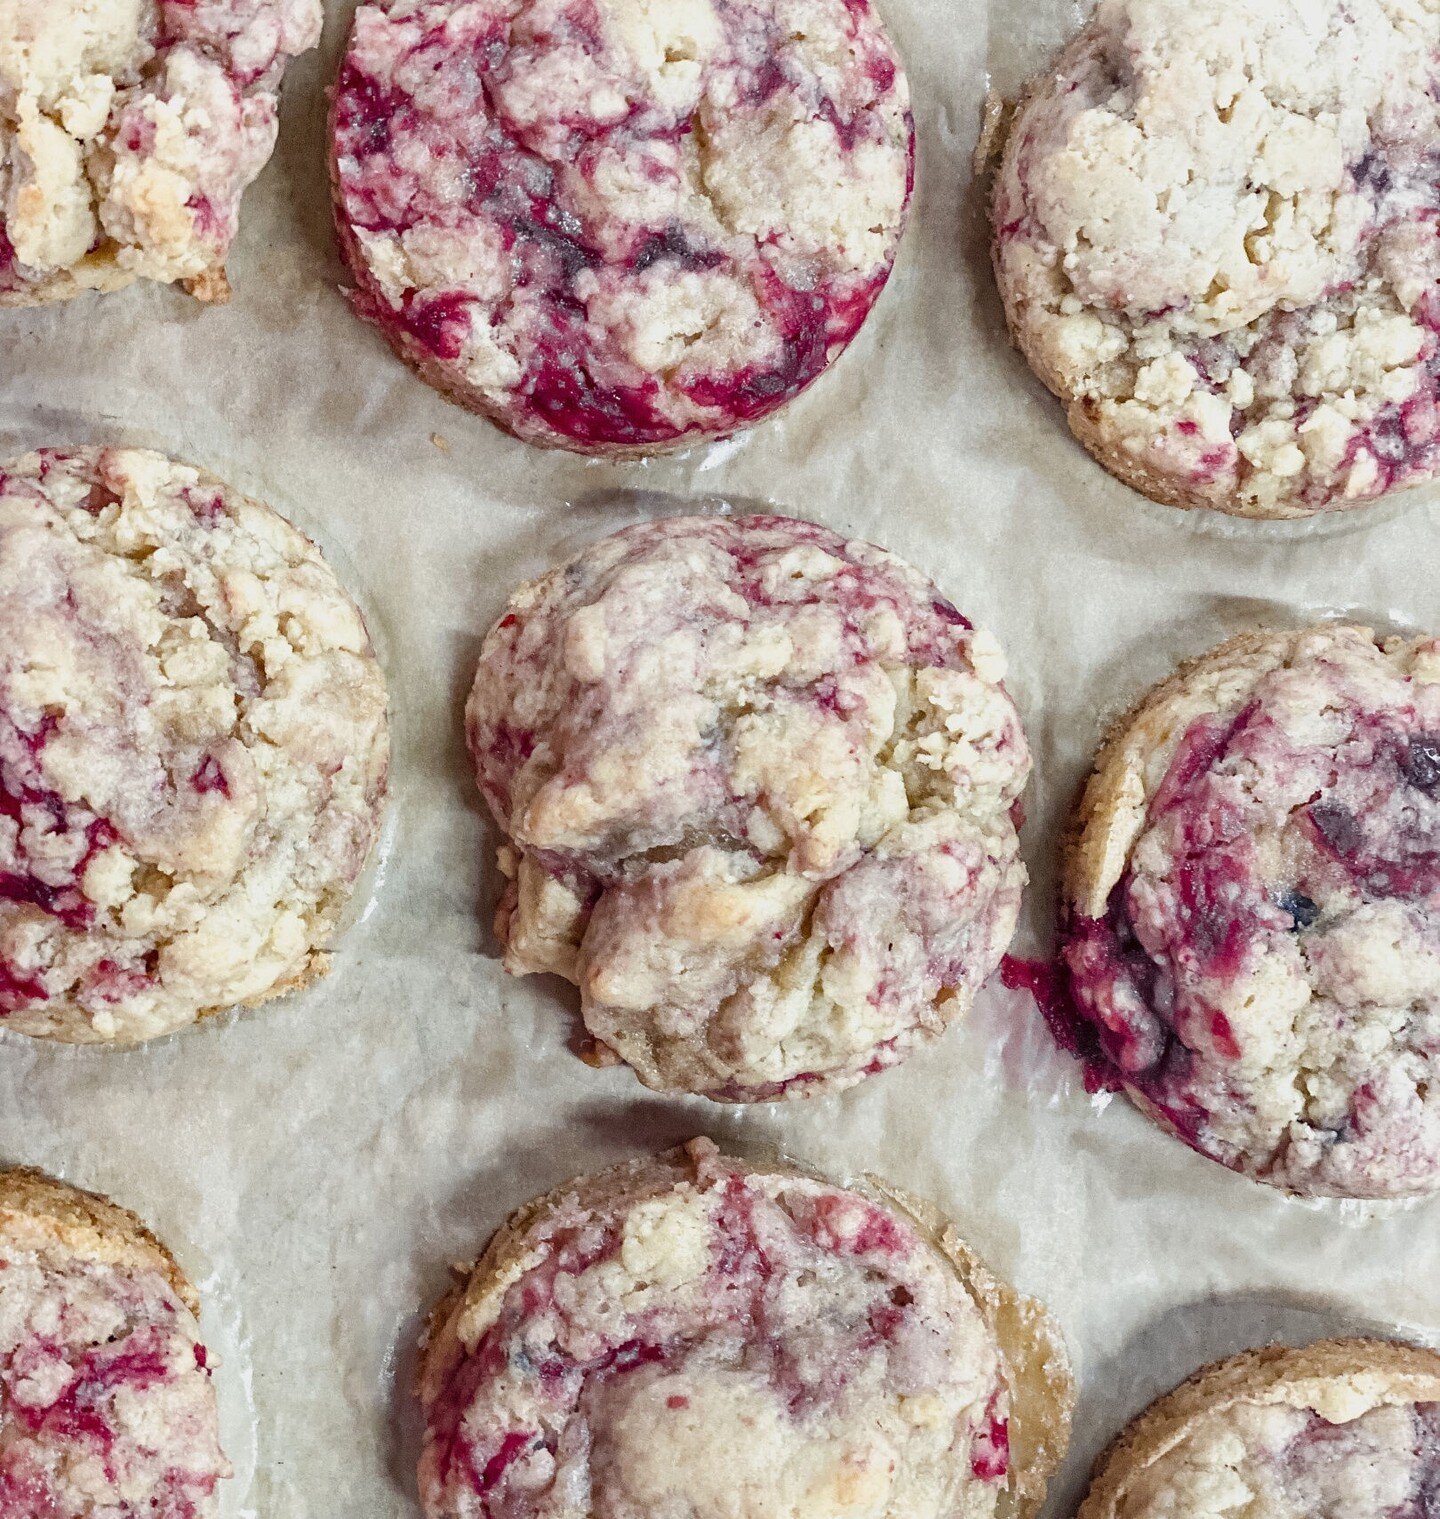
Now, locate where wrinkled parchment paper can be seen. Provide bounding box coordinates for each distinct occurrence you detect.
[5,0,1440,1512]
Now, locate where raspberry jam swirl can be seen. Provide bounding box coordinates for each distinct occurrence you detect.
[466,514,1029,1099]
[994,0,1440,517]
[1099,1392,1440,1519]
[0,448,389,1044]
[1064,625,1440,1197]
[0,1255,228,1517]
[330,0,914,452]
[419,1143,1014,1519]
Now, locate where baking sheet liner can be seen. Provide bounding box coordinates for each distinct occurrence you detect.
[5,0,1440,1511]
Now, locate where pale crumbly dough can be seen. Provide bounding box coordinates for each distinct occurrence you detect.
[1080,1339,1440,1519]
[0,447,390,1045]
[330,0,914,455]
[417,1139,1074,1519]
[465,514,1030,1100]
[1063,623,1440,1197]
[0,0,322,305]
[993,0,1440,518]
[0,1166,230,1518]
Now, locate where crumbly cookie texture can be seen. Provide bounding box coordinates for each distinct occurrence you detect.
[330,0,914,456]
[0,0,322,305]
[993,0,1440,518]
[0,447,390,1045]
[1062,623,1440,1198]
[0,1166,230,1519]
[465,514,1030,1100]
[1080,1339,1440,1519]
[418,1139,1072,1519]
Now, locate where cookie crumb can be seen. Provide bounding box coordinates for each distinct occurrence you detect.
[973,90,1009,175]
[579,1040,622,1069]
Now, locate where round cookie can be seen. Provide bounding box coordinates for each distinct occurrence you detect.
[0,1165,230,1516]
[0,0,322,306]
[1062,623,1440,1198]
[0,447,390,1045]
[992,0,1440,519]
[417,1138,1074,1519]
[465,513,1030,1100]
[329,0,914,456]
[1080,1339,1440,1519]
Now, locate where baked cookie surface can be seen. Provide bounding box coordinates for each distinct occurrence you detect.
[0,0,322,305]
[418,1139,1073,1519]
[993,0,1440,519]
[0,447,390,1044]
[0,1166,230,1517]
[330,0,914,455]
[466,513,1029,1100]
[1063,624,1440,1197]
[1080,1339,1440,1519]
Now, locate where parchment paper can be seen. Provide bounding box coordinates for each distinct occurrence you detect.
[5,0,1440,1512]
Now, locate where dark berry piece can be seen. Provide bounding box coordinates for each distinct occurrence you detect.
[1277,890,1319,929]
[1404,735,1440,794]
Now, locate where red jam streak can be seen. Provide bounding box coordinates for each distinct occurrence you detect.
[999,954,1120,1094]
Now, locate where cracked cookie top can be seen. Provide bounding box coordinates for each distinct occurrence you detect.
[0,447,390,1045]
[0,1167,229,1519]
[466,513,1029,1100]
[330,0,914,454]
[418,1140,1072,1519]
[1080,1340,1440,1519]
[993,0,1440,518]
[0,0,321,304]
[1063,623,1440,1197]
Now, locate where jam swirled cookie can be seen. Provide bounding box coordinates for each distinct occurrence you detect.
[1080,1339,1440,1519]
[0,1166,230,1517]
[0,0,322,305]
[1063,623,1440,1198]
[466,514,1030,1100]
[0,447,390,1045]
[993,0,1440,518]
[418,1139,1074,1519]
[329,0,914,456]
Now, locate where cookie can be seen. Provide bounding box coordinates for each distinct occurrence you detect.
[1080,1338,1440,1519]
[417,1138,1074,1519]
[1062,623,1440,1197]
[465,513,1029,1100]
[329,0,913,456]
[0,0,322,306]
[0,447,390,1044]
[0,1165,230,1516]
[992,0,1440,519]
